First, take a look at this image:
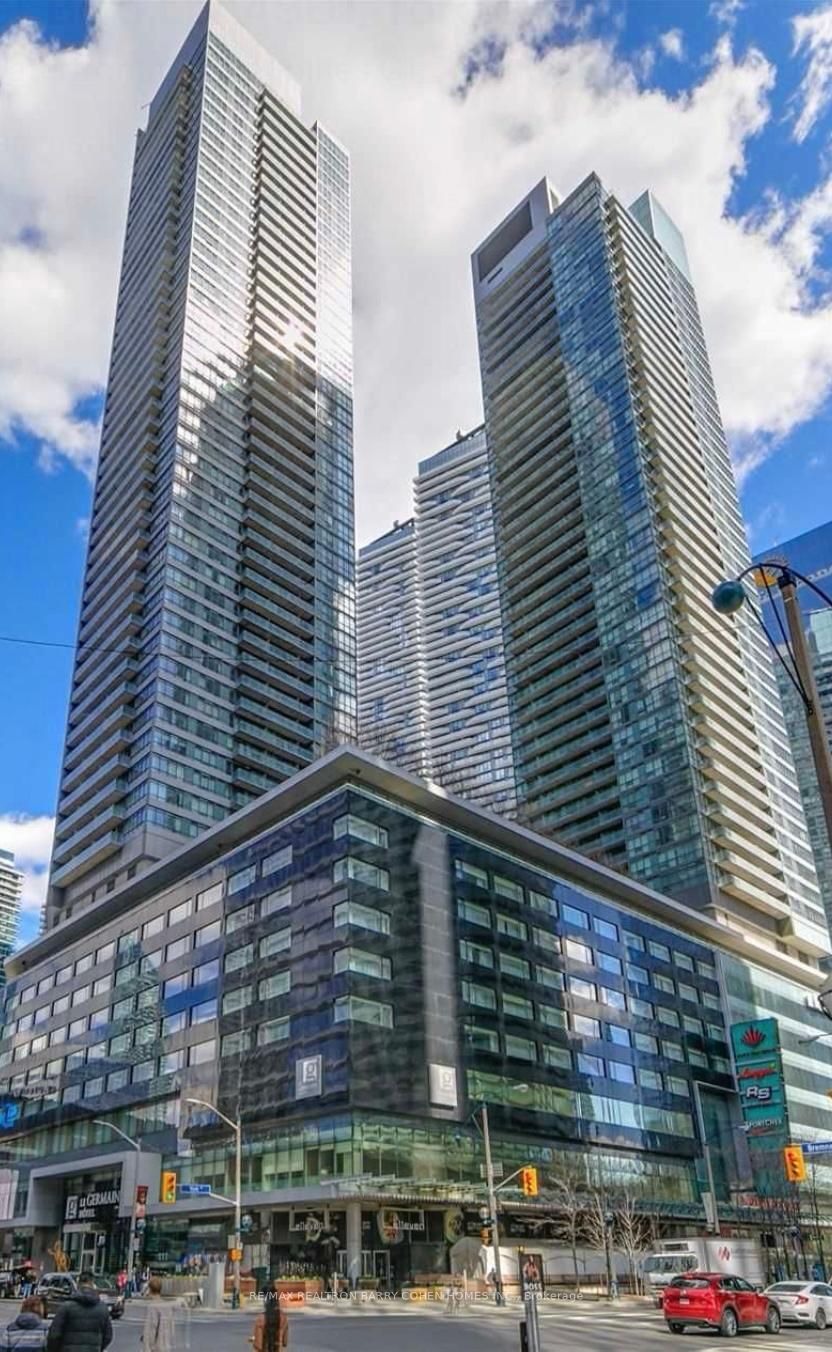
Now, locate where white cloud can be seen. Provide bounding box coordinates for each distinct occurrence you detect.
[792,3,832,142]
[710,0,745,29]
[0,814,54,918]
[659,29,685,61]
[0,1,831,544]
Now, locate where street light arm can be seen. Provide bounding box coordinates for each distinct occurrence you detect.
[184,1098,239,1136]
[92,1119,141,1152]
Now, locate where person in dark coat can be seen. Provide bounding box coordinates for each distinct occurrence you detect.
[3,1295,48,1349]
[45,1273,112,1352]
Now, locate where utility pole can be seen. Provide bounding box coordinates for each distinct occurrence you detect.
[481,1103,504,1306]
[187,1098,242,1310]
[778,571,832,847]
[93,1120,141,1291]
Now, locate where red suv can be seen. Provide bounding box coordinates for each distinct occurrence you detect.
[663,1273,781,1337]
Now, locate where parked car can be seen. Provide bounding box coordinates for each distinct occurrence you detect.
[35,1273,124,1320]
[663,1273,781,1337]
[764,1279,832,1329]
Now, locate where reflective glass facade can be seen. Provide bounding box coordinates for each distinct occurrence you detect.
[48,3,355,928]
[7,751,821,1249]
[472,173,826,965]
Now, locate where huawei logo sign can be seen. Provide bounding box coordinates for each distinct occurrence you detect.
[741,1026,765,1048]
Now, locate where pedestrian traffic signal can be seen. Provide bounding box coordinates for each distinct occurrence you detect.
[161,1170,177,1204]
[783,1145,806,1184]
[480,1227,492,1245]
[521,1166,539,1197]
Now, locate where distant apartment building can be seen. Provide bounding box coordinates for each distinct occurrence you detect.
[358,427,515,814]
[472,173,827,964]
[755,521,832,925]
[46,3,355,928]
[0,851,21,968]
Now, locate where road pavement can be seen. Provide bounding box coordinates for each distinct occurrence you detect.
[109,1299,831,1351]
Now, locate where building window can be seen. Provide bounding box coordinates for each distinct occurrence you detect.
[503,993,533,1020]
[334,900,390,935]
[657,1007,680,1028]
[69,1017,87,1038]
[499,954,530,981]
[222,1030,251,1057]
[259,930,293,962]
[674,951,694,973]
[163,974,189,998]
[188,1039,216,1066]
[629,997,653,1019]
[678,982,697,1003]
[117,931,138,954]
[262,845,293,875]
[114,964,137,988]
[92,977,111,998]
[494,876,523,903]
[458,899,490,929]
[662,1040,684,1061]
[528,891,553,914]
[465,1024,499,1053]
[608,1060,635,1084]
[497,914,527,942]
[228,865,257,896]
[334,995,393,1028]
[162,1011,187,1037]
[334,816,388,850]
[259,972,291,1002]
[333,857,390,891]
[533,928,560,955]
[55,966,73,986]
[572,1014,600,1038]
[334,947,390,980]
[534,965,563,992]
[569,977,596,1001]
[142,916,165,940]
[132,1060,155,1083]
[623,931,645,953]
[50,1026,68,1046]
[654,974,675,995]
[194,921,221,948]
[454,860,488,889]
[226,905,255,935]
[565,938,592,964]
[634,1032,658,1054]
[538,1003,566,1029]
[578,1053,604,1076]
[649,941,671,963]
[197,882,224,910]
[76,954,93,975]
[597,952,622,976]
[505,1034,537,1062]
[257,1018,289,1047]
[600,987,626,1012]
[222,987,252,1015]
[191,1000,217,1025]
[166,937,190,962]
[72,985,91,1008]
[666,1075,690,1096]
[640,1069,662,1090]
[225,945,253,975]
[262,888,291,917]
[107,1069,129,1092]
[543,1045,571,1070]
[562,904,589,930]
[684,1016,704,1037]
[593,917,618,941]
[462,981,496,1011]
[460,940,493,969]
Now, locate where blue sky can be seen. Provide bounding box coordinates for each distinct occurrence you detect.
[1,0,831,942]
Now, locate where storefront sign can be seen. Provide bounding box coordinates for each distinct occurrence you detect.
[377,1209,425,1244]
[444,1208,465,1244]
[0,1104,20,1130]
[295,1055,322,1100]
[65,1187,121,1224]
[731,1019,788,1137]
[289,1210,324,1240]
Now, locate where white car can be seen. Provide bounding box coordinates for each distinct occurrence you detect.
[764,1280,832,1329]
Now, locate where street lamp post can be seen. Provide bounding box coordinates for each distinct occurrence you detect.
[479,1103,505,1307]
[186,1099,242,1310]
[712,563,832,860]
[92,1119,141,1292]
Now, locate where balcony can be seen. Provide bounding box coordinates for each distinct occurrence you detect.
[50,830,122,888]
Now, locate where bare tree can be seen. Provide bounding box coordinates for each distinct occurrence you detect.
[548,1158,588,1292]
[615,1193,657,1294]
[583,1189,618,1294]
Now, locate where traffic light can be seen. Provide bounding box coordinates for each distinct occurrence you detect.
[783,1145,806,1184]
[161,1171,177,1204]
[521,1166,539,1197]
[480,1226,492,1245]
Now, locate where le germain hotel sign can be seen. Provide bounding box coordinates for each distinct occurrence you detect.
[65,1187,121,1224]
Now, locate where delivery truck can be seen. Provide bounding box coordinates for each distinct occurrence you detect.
[643,1237,765,1295]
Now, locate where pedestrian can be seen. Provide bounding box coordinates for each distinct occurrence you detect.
[140,1277,176,1352]
[45,1271,112,1352]
[1,1295,48,1350]
[114,1273,126,1297]
[250,1283,287,1351]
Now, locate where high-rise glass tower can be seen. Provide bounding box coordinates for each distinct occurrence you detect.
[358,427,516,814]
[0,850,21,970]
[473,173,827,961]
[47,2,355,927]
[755,521,832,927]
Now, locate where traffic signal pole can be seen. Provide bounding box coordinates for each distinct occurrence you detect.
[481,1105,505,1307]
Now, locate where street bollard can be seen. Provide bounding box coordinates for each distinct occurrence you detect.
[519,1320,529,1352]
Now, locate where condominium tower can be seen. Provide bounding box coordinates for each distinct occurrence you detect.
[472,174,827,962]
[0,851,21,968]
[47,2,355,927]
[755,521,832,926]
[358,427,515,814]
